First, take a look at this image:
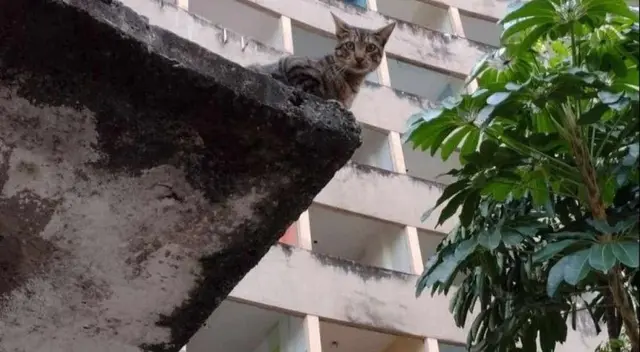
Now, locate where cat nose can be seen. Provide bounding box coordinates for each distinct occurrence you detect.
[355,57,364,64]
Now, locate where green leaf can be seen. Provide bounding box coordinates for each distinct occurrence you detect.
[426,254,459,288]
[416,255,440,296]
[505,81,524,91]
[466,52,490,86]
[487,92,512,105]
[578,103,609,125]
[477,105,495,125]
[441,95,462,109]
[532,239,577,263]
[500,0,556,25]
[459,190,481,227]
[454,239,478,261]
[460,129,480,160]
[586,218,616,234]
[602,176,616,205]
[515,225,543,237]
[430,125,458,156]
[501,17,546,42]
[587,0,640,21]
[437,190,469,226]
[441,125,471,161]
[598,90,624,104]
[478,228,502,251]
[502,230,524,246]
[609,53,628,77]
[483,181,512,201]
[518,23,554,56]
[421,108,445,122]
[472,88,490,98]
[422,179,470,221]
[531,176,550,207]
[588,243,617,273]
[553,231,597,241]
[563,249,592,285]
[479,139,499,158]
[611,241,640,268]
[405,117,451,149]
[547,256,571,297]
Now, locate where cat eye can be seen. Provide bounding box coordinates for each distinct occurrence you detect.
[344,42,355,50]
[366,43,377,52]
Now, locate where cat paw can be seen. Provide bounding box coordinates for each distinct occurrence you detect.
[326,99,345,109]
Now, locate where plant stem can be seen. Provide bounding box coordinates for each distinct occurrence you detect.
[570,25,578,67]
[566,107,640,349]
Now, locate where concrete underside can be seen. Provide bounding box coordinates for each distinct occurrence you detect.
[0,0,360,351]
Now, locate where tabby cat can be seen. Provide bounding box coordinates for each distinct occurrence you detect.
[248,13,396,109]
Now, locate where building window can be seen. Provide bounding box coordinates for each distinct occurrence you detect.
[350,123,394,172]
[387,56,463,102]
[190,0,285,50]
[460,14,501,47]
[343,0,367,9]
[376,0,452,33]
[439,342,467,352]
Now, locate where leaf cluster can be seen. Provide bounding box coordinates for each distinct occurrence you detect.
[406,1,640,351]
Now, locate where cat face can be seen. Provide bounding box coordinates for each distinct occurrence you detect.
[331,13,396,75]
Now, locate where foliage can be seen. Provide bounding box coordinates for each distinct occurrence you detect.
[597,328,633,352]
[405,0,640,351]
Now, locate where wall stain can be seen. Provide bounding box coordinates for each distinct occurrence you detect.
[309,249,412,283]
[0,189,59,301]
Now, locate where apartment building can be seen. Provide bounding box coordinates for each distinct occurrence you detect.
[119,0,606,351]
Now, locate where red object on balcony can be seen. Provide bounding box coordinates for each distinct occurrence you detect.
[278,223,297,245]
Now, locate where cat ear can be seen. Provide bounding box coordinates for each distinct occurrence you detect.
[374,22,396,46]
[331,12,351,39]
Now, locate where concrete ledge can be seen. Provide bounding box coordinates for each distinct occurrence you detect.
[314,162,457,234]
[0,0,360,351]
[224,244,602,352]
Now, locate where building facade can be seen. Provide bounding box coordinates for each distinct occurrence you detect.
[119,0,606,351]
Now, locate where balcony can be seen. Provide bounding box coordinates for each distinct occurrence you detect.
[319,319,425,352]
[315,162,456,234]
[308,204,412,272]
[187,300,308,352]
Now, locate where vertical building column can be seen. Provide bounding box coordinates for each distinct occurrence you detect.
[366,0,393,88]
[405,226,424,275]
[424,338,441,352]
[389,130,423,274]
[365,0,378,11]
[303,315,323,352]
[377,53,392,87]
[177,0,188,10]
[447,6,479,93]
[447,7,466,39]
[296,210,313,250]
[387,131,407,174]
[279,15,295,54]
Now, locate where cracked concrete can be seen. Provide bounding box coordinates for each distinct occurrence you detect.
[0,0,361,351]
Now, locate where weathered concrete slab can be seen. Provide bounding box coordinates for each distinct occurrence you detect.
[0,0,361,351]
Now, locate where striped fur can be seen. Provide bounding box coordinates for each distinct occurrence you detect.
[248,13,396,109]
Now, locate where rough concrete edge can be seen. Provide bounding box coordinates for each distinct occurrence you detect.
[0,0,363,350]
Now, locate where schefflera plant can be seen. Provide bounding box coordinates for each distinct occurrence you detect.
[404,0,640,351]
